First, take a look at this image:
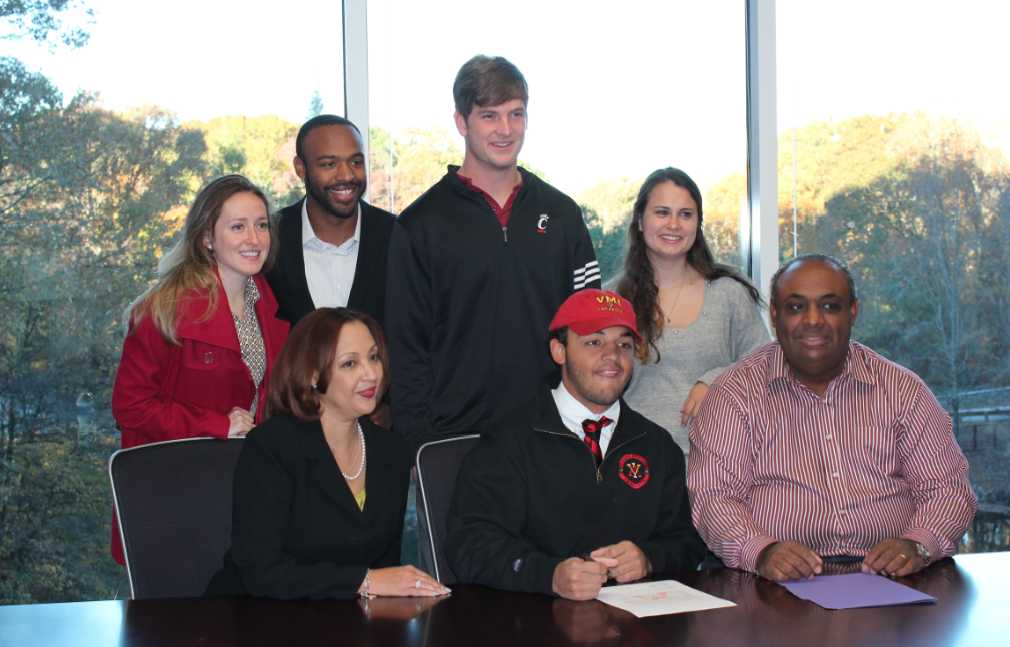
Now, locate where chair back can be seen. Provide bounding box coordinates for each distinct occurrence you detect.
[415,435,480,584]
[109,437,245,599]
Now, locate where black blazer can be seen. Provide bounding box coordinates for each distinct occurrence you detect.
[265,198,396,328]
[205,415,410,599]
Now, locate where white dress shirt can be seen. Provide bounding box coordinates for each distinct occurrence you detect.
[551,380,621,456]
[301,200,361,309]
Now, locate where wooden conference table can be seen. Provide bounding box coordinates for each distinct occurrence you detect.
[2,552,1008,647]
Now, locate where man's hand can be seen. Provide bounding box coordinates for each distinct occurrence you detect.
[680,382,710,427]
[862,538,925,577]
[591,541,651,583]
[552,557,613,601]
[756,541,823,581]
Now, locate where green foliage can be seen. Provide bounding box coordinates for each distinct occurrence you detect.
[0,0,94,49]
[1,94,206,446]
[0,56,63,219]
[185,114,300,207]
[1,59,203,604]
[0,435,127,604]
[814,121,1009,412]
[581,204,626,285]
[577,177,641,233]
[369,125,463,213]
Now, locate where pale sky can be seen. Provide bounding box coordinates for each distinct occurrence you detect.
[7,0,1009,196]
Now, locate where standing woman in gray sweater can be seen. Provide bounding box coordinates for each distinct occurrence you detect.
[607,168,769,456]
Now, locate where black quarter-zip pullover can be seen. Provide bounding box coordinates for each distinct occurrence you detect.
[386,166,601,457]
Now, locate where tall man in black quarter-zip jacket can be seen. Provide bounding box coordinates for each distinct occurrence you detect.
[385,56,601,461]
[444,290,705,600]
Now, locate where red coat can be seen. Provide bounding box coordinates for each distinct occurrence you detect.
[109,271,289,564]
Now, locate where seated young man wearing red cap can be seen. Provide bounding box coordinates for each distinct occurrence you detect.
[444,290,706,600]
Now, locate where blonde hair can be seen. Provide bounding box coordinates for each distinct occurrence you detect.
[124,175,276,345]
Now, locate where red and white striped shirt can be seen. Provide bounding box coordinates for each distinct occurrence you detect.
[687,341,977,573]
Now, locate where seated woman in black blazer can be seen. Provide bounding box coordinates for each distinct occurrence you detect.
[207,307,449,599]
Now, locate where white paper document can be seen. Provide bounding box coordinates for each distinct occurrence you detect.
[595,580,736,618]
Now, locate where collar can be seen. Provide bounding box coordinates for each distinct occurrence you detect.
[457,172,523,210]
[552,379,621,435]
[447,164,532,192]
[767,340,875,394]
[232,276,260,321]
[173,266,240,349]
[301,199,361,250]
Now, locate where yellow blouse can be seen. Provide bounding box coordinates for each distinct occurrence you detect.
[353,487,366,511]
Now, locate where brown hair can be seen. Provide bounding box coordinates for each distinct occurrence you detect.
[453,55,528,120]
[125,174,277,345]
[613,168,761,364]
[267,308,390,422]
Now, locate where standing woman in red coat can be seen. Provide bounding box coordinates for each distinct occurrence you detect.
[110,174,289,564]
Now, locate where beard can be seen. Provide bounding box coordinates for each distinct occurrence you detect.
[304,174,364,220]
[564,360,632,410]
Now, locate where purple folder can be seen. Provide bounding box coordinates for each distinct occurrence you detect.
[780,572,937,610]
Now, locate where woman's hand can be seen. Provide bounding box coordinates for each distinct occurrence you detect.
[680,382,709,427]
[363,566,450,597]
[227,407,254,436]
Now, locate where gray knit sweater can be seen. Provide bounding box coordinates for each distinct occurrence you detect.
[607,277,770,455]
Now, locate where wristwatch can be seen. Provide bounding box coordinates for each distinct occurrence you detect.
[913,541,932,565]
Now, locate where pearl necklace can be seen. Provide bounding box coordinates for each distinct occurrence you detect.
[331,418,366,481]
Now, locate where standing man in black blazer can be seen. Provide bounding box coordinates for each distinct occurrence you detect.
[266,115,395,330]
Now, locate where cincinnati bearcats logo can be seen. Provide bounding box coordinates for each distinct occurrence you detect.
[618,454,649,489]
[537,214,549,232]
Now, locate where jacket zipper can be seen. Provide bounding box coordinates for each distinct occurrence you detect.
[502,226,508,243]
[535,428,645,484]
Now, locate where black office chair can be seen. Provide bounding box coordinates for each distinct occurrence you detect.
[109,437,245,599]
[415,435,480,584]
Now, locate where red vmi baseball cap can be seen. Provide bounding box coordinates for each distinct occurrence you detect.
[549,289,642,341]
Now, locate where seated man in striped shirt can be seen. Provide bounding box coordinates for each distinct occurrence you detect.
[687,253,977,582]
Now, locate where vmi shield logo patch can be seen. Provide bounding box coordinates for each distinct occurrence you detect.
[618,454,649,489]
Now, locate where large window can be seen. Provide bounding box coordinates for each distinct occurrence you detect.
[365,0,749,282]
[4,0,1002,607]
[777,0,1010,551]
[1,1,344,603]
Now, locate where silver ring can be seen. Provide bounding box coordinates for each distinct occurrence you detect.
[415,580,421,589]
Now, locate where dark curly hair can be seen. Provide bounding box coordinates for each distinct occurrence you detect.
[613,167,761,364]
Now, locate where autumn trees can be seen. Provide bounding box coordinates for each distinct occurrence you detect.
[2,5,1009,599]
[811,117,1010,428]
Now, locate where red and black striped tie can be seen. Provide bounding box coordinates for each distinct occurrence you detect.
[581,417,612,467]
